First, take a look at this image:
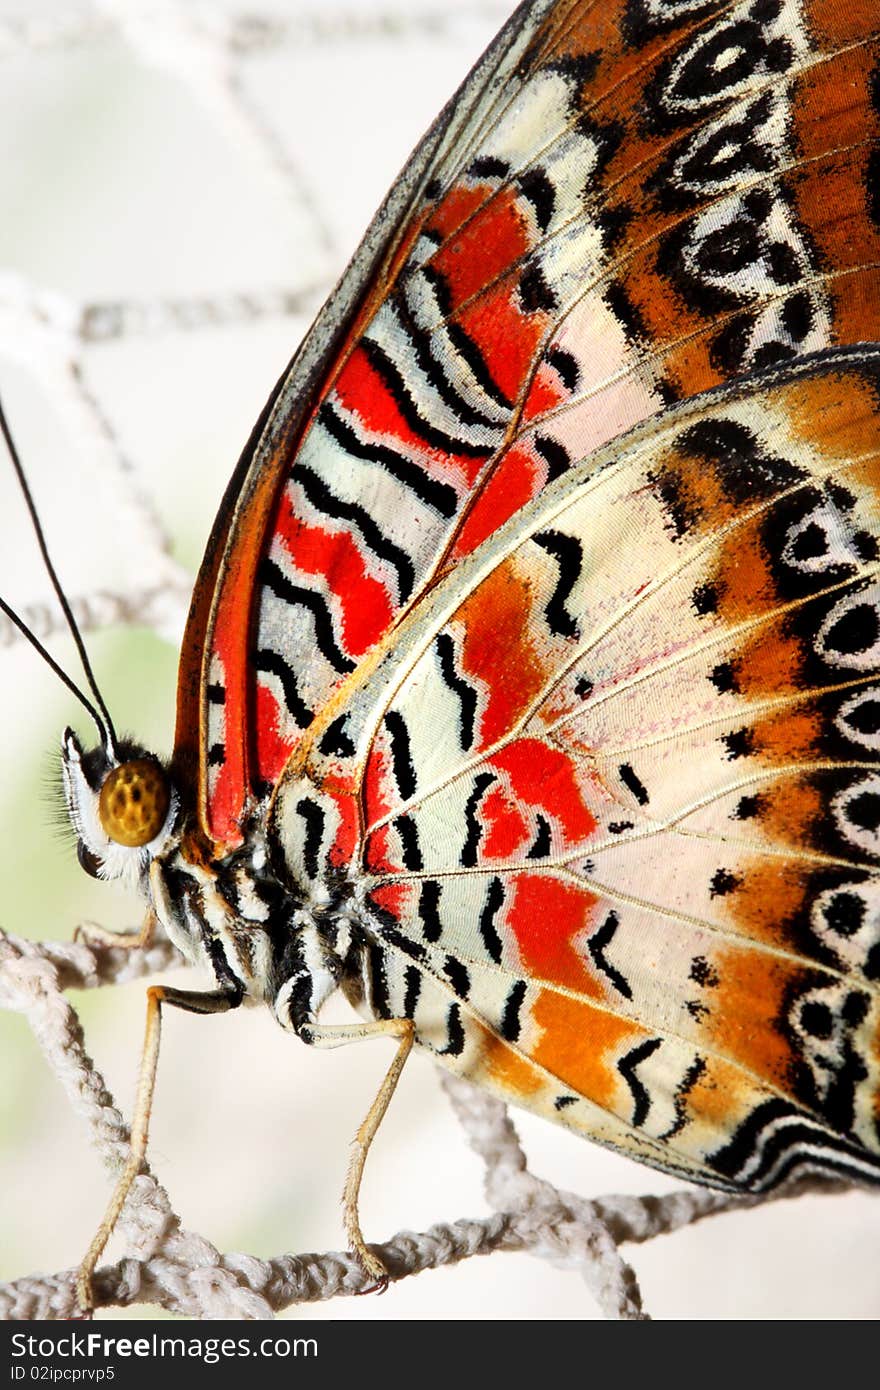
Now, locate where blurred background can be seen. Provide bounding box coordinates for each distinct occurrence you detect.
[0,0,877,1321]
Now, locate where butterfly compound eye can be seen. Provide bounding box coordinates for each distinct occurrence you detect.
[98,759,170,848]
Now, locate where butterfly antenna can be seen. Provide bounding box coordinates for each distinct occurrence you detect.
[0,393,119,757]
[0,594,116,742]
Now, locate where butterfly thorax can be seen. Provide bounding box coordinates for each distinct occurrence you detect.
[163,830,361,1027]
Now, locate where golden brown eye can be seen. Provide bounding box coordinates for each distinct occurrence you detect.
[98,759,170,848]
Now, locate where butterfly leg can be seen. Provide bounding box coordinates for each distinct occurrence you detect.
[76,981,241,1316]
[73,906,158,952]
[303,1017,415,1291]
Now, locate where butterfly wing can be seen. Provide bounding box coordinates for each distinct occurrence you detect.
[180,0,880,849]
[278,348,880,1188]
[174,0,880,1184]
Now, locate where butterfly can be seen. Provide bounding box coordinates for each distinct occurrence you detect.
[11,0,880,1312]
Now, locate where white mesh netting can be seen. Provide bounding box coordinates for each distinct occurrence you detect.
[0,0,877,1322]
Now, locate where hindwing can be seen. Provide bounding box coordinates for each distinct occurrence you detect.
[277,350,880,1188]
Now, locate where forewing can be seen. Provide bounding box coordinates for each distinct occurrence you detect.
[182,0,880,847]
[276,350,880,1189]
[179,0,560,842]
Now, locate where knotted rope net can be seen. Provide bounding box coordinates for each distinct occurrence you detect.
[0,0,875,1321]
[0,929,851,1320]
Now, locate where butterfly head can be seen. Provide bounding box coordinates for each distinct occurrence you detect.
[61,728,180,888]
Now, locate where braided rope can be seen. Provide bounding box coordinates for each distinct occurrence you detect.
[0,929,853,1320]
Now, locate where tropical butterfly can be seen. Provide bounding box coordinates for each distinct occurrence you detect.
[9,0,880,1313]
